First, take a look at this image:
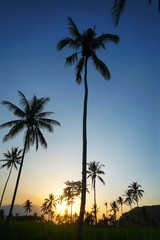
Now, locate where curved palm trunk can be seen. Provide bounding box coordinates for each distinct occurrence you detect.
[77,58,88,240]
[0,165,13,207]
[7,141,27,223]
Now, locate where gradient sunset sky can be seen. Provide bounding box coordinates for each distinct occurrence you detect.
[0,0,159,217]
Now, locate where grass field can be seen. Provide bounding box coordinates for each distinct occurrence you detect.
[0,220,160,240]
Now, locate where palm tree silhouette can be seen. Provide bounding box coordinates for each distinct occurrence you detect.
[57,195,65,215]
[124,189,134,210]
[57,17,119,239]
[23,199,33,216]
[0,91,60,222]
[0,147,22,207]
[112,0,160,27]
[87,161,105,225]
[128,181,144,207]
[116,196,124,216]
[110,200,119,223]
[104,202,108,217]
[44,194,57,221]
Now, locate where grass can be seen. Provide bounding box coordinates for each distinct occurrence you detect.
[0,220,160,240]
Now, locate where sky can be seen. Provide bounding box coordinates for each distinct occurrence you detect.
[0,0,160,218]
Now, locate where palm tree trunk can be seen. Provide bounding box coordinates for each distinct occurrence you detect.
[0,166,13,207]
[94,180,97,225]
[7,141,27,222]
[77,58,88,240]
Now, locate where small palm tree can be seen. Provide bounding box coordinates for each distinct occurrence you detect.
[87,161,105,225]
[0,147,22,207]
[63,186,75,223]
[57,195,65,215]
[44,194,57,221]
[128,181,144,207]
[116,196,124,216]
[23,199,33,216]
[57,17,119,239]
[123,189,134,210]
[110,200,119,223]
[112,0,160,27]
[104,202,108,217]
[0,91,60,222]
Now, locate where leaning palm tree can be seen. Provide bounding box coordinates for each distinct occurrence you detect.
[0,147,22,207]
[57,17,119,239]
[0,91,60,222]
[112,0,160,27]
[87,161,105,225]
[23,199,33,216]
[128,181,144,207]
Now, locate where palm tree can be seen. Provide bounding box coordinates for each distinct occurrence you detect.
[123,189,134,210]
[63,186,75,223]
[23,199,33,216]
[0,90,60,222]
[116,196,124,216]
[112,0,160,27]
[104,202,108,217]
[44,194,57,221]
[87,161,105,225]
[57,195,65,215]
[110,200,119,223]
[57,18,119,236]
[128,181,144,207]
[0,147,22,207]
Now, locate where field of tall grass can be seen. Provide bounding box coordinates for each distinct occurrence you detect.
[0,220,160,240]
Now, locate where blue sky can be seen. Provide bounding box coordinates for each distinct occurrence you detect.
[0,0,160,217]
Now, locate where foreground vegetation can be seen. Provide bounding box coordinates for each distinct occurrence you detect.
[0,220,160,240]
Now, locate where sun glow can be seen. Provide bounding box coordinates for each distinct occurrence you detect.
[56,202,68,215]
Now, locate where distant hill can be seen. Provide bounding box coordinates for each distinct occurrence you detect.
[119,205,160,225]
[1,204,41,217]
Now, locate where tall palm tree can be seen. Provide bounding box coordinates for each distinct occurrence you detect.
[57,17,119,239]
[87,161,105,225]
[0,90,60,222]
[23,199,33,216]
[128,181,144,207]
[116,196,124,216]
[112,0,160,27]
[0,147,22,207]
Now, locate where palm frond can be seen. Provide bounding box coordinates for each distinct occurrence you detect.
[38,118,60,132]
[96,34,120,45]
[57,37,80,50]
[92,54,111,80]
[36,111,53,118]
[68,17,81,40]
[65,53,78,66]
[36,128,47,150]
[3,122,26,142]
[18,90,30,111]
[1,101,26,118]
[75,57,85,84]
[112,0,127,27]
